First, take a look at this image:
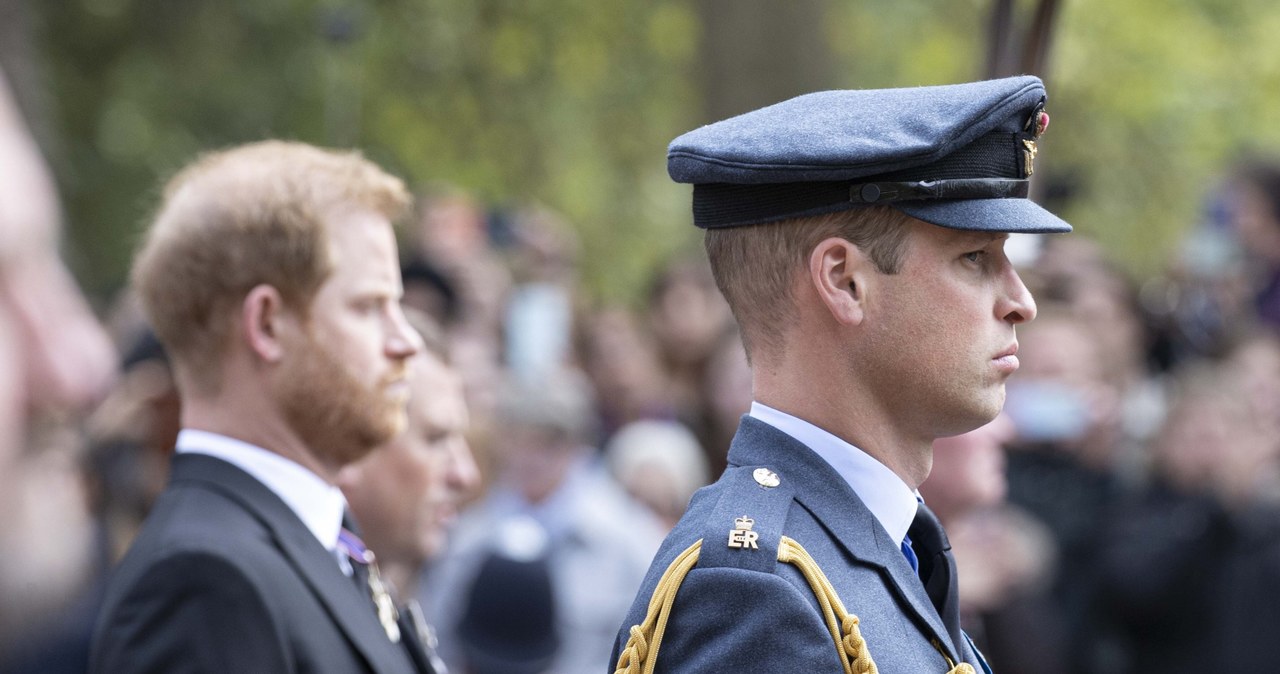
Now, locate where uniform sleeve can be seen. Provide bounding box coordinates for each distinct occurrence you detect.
[642,566,845,674]
[91,551,291,674]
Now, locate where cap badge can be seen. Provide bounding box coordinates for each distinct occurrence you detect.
[753,468,780,488]
[727,516,760,550]
[1022,139,1038,176]
[1035,110,1050,137]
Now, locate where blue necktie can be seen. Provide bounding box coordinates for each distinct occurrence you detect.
[901,533,919,574]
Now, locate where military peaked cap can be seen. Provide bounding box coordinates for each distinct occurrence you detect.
[668,75,1071,233]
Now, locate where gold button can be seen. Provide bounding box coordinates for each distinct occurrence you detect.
[753,468,780,488]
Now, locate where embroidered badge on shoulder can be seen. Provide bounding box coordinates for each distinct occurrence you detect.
[727,516,760,550]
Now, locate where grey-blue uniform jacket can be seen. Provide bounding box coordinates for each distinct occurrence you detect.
[611,416,989,673]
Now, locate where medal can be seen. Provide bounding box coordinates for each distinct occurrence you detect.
[366,561,402,643]
[339,528,401,643]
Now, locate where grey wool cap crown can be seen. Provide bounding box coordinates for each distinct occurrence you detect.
[668,75,1072,234]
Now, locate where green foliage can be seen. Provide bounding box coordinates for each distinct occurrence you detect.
[28,0,1280,298]
[36,0,700,301]
[1052,0,1280,275]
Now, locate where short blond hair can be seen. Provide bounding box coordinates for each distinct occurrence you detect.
[132,141,411,390]
[704,206,912,359]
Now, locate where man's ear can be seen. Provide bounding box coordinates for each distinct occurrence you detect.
[241,284,291,363]
[808,237,872,326]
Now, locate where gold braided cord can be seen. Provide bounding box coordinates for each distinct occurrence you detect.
[614,540,703,674]
[778,536,877,674]
[612,536,972,674]
[933,638,978,674]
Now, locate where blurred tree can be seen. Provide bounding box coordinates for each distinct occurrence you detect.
[1050,0,1280,275]
[13,0,1280,300]
[28,0,702,302]
[986,0,1062,80]
[693,0,834,123]
[831,0,1280,278]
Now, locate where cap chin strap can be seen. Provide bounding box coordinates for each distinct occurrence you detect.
[850,178,1029,204]
[612,537,975,674]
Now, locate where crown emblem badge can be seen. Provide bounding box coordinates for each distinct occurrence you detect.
[727,515,760,550]
[1022,107,1049,177]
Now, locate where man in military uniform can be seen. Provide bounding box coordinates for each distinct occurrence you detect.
[612,76,1069,673]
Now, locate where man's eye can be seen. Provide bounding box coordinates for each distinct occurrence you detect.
[963,251,985,263]
[354,298,384,313]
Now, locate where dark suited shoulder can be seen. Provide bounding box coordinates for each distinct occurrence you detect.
[91,454,399,674]
[90,467,305,673]
[90,549,289,673]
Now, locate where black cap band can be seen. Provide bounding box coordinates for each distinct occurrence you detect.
[690,129,1037,229]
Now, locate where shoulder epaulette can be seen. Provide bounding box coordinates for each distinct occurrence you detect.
[613,463,977,674]
[695,465,794,575]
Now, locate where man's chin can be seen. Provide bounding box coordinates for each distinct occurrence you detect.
[421,535,446,562]
[318,419,402,468]
[939,400,1004,439]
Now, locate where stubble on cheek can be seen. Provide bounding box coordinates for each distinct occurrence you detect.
[281,340,408,469]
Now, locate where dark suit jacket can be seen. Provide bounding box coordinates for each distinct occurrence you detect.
[612,416,986,673]
[90,453,426,673]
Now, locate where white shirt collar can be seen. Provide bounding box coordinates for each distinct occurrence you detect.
[176,429,347,554]
[749,402,919,546]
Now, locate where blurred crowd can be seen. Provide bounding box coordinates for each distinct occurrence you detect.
[5,58,1280,673]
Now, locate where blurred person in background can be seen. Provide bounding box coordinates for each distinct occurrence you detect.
[0,64,117,662]
[1032,239,1150,390]
[1229,159,1280,329]
[0,329,175,674]
[0,66,116,448]
[1000,303,1131,671]
[408,186,510,352]
[90,140,432,673]
[407,186,512,447]
[644,257,734,442]
[1003,303,1126,470]
[1224,331,1280,461]
[1094,351,1280,673]
[1028,238,1165,470]
[922,416,1064,674]
[500,203,579,386]
[339,312,481,674]
[697,326,753,475]
[1142,159,1280,368]
[420,369,664,674]
[400,254,462,331]
[604,419,710,530]
[578,306,677,440]
[453,517,560,674]
[1144,187,1254,366]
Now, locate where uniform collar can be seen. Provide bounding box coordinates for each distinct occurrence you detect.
[748,402,919,546]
